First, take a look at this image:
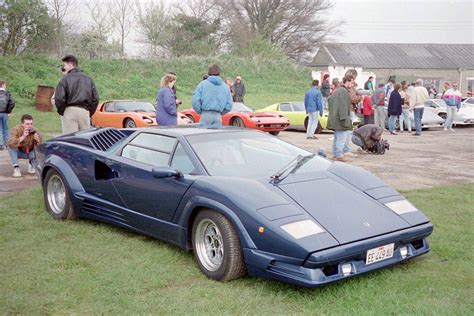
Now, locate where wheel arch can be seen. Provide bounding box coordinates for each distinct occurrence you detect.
[179,196,257,251]
[122,117,133,127]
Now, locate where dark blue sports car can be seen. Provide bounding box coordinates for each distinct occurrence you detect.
[36,126,433,287]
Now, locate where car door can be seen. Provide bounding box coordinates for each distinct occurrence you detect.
[278,103,300,126]
[109,132,195,222]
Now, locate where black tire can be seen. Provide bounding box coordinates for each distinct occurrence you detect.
[43,169,76,220]
[192,209,246,281]
[124,118,136,128]
[231,117,245,127]
[186,114,195,123]
[269,131,280,136]
[304,116,309,131]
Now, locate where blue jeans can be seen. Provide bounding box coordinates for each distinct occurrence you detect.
[8,147,38,168]
[0,112,8,147]
[399,108,411,131]
[414,108,424,135]
[444,106,457,129]
[199,111,222,128]
[333,130,351,158]
[388,115,398,132]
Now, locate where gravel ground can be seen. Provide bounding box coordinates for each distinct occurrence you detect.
[1,126,473,197]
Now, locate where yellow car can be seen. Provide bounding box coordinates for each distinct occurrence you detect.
[256,102,328,133]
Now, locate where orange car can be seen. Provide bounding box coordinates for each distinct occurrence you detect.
[92,100,192,128]
[180,102,290,135]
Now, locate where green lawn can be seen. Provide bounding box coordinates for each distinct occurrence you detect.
[1,184,472,314]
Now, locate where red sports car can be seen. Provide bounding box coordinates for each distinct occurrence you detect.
[180,102,290,135]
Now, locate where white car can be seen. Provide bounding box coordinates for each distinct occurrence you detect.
[425,99,474,125]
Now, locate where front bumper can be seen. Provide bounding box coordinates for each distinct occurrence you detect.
[243,223,433,288]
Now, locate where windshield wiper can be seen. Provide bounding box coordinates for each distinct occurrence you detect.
[270,153,315,183]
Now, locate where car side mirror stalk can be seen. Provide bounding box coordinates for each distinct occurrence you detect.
[152,166,183,179]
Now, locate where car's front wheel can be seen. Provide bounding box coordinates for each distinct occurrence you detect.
[269,131,280,136]
[192,210,246,281]
[44,169,76,220]
[124,118,136,128]
[231,117,245,127]
[186,114,195,123]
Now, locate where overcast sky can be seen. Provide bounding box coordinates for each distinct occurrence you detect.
[330,0,473,44]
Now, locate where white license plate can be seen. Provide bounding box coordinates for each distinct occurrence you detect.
[366,243,394,265]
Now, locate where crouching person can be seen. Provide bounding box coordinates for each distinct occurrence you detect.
[352,124,389,154]
[7,114,41,177]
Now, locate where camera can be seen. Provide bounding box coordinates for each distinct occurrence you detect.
[28,128,36,135]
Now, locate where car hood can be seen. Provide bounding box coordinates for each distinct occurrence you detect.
[276,170,411,244]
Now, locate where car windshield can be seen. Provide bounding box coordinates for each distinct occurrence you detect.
[464,98,474,104]
[116,101,155,112]
[292,102,305,111]
[432,99,447,107]
[232,102,253,112]
[187,131,331,178]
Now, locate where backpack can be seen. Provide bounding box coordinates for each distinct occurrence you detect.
[0,90,7,113]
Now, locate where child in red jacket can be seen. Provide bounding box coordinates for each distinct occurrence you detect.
[362,95,373,125]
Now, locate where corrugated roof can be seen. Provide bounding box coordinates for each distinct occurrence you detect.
[310,43,474,69]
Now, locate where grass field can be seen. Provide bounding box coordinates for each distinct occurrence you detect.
[1,184,472,314]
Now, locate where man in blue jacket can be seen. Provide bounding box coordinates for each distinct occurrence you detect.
[304,79,323,139]
[192,64,233,127]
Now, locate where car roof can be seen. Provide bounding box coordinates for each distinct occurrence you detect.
[136,125,258,137]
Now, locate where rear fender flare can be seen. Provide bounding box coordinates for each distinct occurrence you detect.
[178,195,256,250]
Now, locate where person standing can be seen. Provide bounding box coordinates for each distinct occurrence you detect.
[320,74,331,109]
[399,81,412,133]
[388,83,402,135]
[384,76,395,105]
[372,83,386,129]
[225,78,235,99]
[192,64,233,127]
[331,78,339,95]
[409,79,429,136]
[362,94,373,125]
[441,82,450,98]
[304,79,323,139]
[364,76,375,91]
[0,80,15,150]
[233,76,246,103]
[442,82,462,132]
[55,55,99,134]
[7,114,41,177]
[327,75,354,162]
[156,73,178,126]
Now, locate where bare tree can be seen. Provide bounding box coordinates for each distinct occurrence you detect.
[45,0,74,57]
[135,0,170,57]
[110,0,134,57]
[86,0,114,38]
[224,0,337,61]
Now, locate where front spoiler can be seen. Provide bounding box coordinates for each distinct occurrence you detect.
[243,223,433,288]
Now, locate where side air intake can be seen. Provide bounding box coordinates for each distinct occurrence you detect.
[90,128,126,151]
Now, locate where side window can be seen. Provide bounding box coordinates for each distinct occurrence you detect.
[171,143,196,174]
[120,133,176,166]
[104,103,115,112]
[280,103,292,111]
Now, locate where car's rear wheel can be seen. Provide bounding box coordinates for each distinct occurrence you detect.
[186,114,195,123]
[231,117,245,127]
[192,210,246,281]
[315,121,322,134]
[269,131,280,136]
[44,169,76,220]
[304,117,309,131]
[124,118,136,128]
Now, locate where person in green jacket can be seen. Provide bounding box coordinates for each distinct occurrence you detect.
[327,75,355,162]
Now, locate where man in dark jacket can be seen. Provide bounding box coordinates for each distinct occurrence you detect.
[352,124,383,152]
[233,76,246,102]
[55,55,99,134]
[0,80,15,150]
[327,75,354,162]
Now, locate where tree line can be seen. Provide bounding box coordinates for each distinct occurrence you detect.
[0,0,338,62]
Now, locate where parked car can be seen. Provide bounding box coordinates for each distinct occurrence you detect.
[36,126,433,288]
[425,99,474,125]
[256,102,329,133]
[92,100,192,128]
[384,105,444,130]
[180,102,289,136]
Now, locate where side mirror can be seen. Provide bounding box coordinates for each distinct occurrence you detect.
[152,166,183,179]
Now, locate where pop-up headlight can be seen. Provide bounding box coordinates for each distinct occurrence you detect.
[385,200,418,215]
[280,220,325,239]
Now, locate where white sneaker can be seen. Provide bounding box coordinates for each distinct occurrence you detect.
[443,127,448,131]
[449,127,455,132]
[28,163,36,174]
[345,152,358,158]
[13,167,21,178]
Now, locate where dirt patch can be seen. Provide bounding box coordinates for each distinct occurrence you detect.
[279,126,474,190]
